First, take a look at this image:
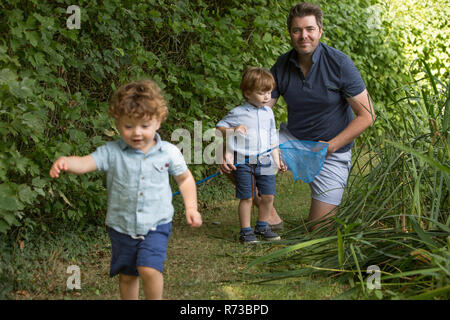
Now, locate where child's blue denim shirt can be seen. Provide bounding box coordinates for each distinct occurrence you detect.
[90,133,187,237]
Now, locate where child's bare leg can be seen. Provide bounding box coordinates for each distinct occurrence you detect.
[119,273,139,300]
[256,194,274,223]
[138,266,164,300]
[238,198,253,228]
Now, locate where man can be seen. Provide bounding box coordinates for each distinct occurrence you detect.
[220,2,374,231]
[268,2,374,230]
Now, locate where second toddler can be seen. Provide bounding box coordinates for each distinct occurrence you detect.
[217,67,286,244]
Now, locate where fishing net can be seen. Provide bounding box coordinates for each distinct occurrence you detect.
[173,123,329,196]
[279,140,328,183]
[278,123,328,183]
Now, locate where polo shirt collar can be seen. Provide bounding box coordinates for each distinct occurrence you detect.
[312,42,323,63]
[289,42,324,66]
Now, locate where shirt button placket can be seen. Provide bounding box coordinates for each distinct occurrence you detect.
[136,156,145,233]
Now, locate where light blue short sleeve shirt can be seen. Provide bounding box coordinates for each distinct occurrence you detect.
[90,133,187,237]
[216,102,278,158]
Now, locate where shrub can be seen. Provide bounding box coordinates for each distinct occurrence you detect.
[0,0,438,235]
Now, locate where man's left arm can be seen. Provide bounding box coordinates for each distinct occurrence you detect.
[326,89,375,155]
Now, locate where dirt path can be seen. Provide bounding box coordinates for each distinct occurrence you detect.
[11,174,344,300]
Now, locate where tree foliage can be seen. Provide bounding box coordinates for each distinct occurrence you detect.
[0,0,447,234]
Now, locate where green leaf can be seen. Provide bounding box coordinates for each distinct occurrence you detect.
[245,236,337,271]
[22,112,45,134]
[385,140,450,175]
[0,184,24,211]
[263,33,272,43]
[0,68,18,84]
[32,177,47,189]
[407,285,450,300]
[0,219,11,234]
[0,195,21,211]
[0,210,20,226]
[25,31,39,47]
[409,217,438,250]
[18,185,37,205]
[337,228,344,269]
[149,10,161,17]
[350,243,365,293]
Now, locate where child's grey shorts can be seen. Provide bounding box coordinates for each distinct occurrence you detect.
[309,149,352,206]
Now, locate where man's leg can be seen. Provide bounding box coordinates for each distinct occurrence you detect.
[255,194,274,223]
[308,198,338,231]
[308,150,352,231]
[253,193,282,225]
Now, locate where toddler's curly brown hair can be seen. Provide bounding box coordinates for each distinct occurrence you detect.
[109,79,168,121]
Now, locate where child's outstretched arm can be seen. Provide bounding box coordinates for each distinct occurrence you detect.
[173,169,202,228]
[50,155,97,178]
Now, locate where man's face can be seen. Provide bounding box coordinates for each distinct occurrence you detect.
[289,15,323,58]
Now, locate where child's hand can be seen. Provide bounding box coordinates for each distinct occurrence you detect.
[273,157,287,172]
[234,125,247,135]
[279,159,287,172]
[50,157,68,178]
[186,209,202,228]
[219,151,236,174]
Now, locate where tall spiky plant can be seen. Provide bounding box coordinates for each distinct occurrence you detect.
[246,60,450,300]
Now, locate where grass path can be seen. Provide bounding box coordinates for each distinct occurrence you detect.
[164,173,346,299]
[9,173,346,300]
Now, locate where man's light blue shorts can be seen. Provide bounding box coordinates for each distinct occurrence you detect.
[309,150,352,206]
[107,222,172,277]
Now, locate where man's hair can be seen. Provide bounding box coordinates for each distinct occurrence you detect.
[109,79,168,121]
[240,67,275,99]
[287,2,323,31]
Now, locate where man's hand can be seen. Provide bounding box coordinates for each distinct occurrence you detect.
[319,140,336,158]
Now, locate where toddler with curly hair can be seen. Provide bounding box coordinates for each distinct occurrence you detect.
[50,79,202,299]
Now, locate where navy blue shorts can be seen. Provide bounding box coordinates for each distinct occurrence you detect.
[107,222,172,277]
[233,157,276,199]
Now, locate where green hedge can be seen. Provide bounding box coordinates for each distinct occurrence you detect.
[0,0,444,234]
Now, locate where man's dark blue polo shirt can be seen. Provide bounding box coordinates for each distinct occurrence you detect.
[271,42,366,153]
